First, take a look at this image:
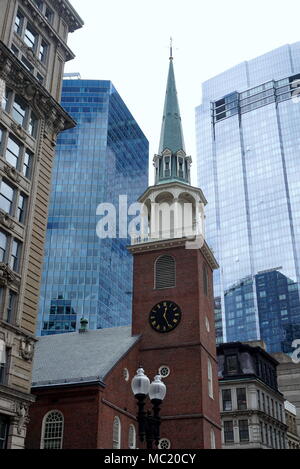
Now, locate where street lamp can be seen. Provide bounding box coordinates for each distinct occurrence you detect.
[131,367,167,449]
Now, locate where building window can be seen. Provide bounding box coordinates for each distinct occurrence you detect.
[0,340,7,384]
[12,96,27,126]
[39,40,48,64]
[225,354,239,375]
[260,421,264,443]
[17,194,27,224]
[265,424,269,445]
[239,420,249,442]
[269,425,273,447]
[0,346,10,385]
[24,24,38,50]
[0,415,10,449]
[163,156,171,178]
[224,421,234,443]
[33,0,43,11]
[257,390,261,410]
[158,438,171,449]
[0,180,14,215]
[210,428,216,449]
[21,56,34,73]
[177,156,184,178]
[14,12,24,35]
[112,416,121,449]
[266,396,270,414]
[45,6,54,24]
[23,150,33,179]
[28,113,38,138]
[10,239,22,272]
[41,411,64,449]
[4,291,17,324]
[1,85,11,112]
[236,388,247,410]
[6,136,21,169]
[6,93,39,137]
[159,365,170,378]
[0,231,7,262]
[222,389,232,411]
[128,424,136,449]
[208,358,214,399]
[279,404,283,422]
[155,255,176,289]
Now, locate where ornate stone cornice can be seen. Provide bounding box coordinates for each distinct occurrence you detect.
[0,210,16,230]
[47,0,84,33]
[128,236,219,270]
[0,262,20,288]
[0,42,76,135]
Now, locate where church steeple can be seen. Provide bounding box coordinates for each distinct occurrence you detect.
[154,47,191,186]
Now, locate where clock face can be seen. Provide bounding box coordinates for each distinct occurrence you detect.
[149,301,182,333]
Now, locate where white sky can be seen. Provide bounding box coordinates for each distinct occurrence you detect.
[65,0,300,185]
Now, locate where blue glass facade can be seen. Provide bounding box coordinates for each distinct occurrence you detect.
[37,79,149,335]
[196,43,300,353]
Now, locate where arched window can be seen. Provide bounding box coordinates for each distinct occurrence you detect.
[210,428,216,449]
[155,255,176,290]
[208,358,214,399]
[128,424,136,449]
[112,416,121,449]
[41,410,64,449]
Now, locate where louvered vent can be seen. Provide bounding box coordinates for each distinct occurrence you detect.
[155,255,176,289]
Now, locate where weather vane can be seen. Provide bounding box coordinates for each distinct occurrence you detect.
[170,36,173,60]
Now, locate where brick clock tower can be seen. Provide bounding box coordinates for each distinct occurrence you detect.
[128,49,221,449]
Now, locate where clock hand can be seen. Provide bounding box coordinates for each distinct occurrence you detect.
[163,308,171,327]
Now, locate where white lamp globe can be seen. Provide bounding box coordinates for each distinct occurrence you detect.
[149,375,167,401]
[131,367,150,396]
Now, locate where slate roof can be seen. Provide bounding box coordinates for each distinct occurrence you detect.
[32,326,140,387]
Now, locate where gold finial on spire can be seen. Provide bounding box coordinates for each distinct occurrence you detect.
[170,36,173,60]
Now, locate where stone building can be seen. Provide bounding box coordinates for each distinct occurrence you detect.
[218,342,288,449]
[0,0,83,449]
[284,400,300,449]
[273,352,300,437]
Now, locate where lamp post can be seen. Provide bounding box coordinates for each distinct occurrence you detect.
[131,367,167,449]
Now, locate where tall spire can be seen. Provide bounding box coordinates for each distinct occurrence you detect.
[158,45,186,155]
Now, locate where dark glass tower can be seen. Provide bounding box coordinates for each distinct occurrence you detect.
[196,43,300,353]
[37,79,149,335]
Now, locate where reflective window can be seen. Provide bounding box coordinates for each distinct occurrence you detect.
[0,231,7,262]
[6,136,21,168]
[0,180,14,215]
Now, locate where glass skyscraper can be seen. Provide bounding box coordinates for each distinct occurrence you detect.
[37,79,149,335]
[196,43,300,353]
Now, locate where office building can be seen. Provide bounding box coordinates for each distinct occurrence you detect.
[196,43,300,353]
[0,0,83,448]
[37,78,149,335]
[218,342,288,449]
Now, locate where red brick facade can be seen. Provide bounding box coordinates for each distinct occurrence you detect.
[26,242,221,449]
